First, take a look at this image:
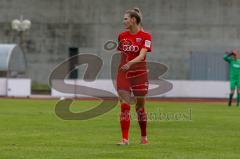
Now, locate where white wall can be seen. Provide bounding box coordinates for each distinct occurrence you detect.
[162,80,229,98]
[0,78,31,97]
[0,78,7,96]
[51,80,230,98]
[51,80,117,98]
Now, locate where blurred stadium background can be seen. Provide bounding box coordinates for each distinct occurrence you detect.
[1,0,239,98]
[1,1,240,159]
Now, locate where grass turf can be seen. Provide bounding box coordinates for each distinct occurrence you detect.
[0,99,240,159]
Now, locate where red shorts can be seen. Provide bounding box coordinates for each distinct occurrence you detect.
[116,70,149,96]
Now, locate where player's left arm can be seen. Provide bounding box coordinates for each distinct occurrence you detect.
[120,49,148,71]
[121,33,152,71]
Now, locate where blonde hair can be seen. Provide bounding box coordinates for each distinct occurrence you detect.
[125,7,142,25]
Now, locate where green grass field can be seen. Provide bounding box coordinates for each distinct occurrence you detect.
[0,98,240,159]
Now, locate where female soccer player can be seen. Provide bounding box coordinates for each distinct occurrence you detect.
[224,49,240,106]
[116,8,152,145]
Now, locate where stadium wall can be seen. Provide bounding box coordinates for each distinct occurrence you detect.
[51,80,230,98]
[0,0,239,83]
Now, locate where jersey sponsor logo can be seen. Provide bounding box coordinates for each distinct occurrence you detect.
[145,40,151,48]
[122,44,139,52]
[136,38,142,43]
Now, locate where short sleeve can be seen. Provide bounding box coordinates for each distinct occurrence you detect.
[117,34,122,51]
[142,33,152,52]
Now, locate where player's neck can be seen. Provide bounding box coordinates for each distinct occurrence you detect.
[129,25,140,35]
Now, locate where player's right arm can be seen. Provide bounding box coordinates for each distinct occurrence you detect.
[224,52,233,63]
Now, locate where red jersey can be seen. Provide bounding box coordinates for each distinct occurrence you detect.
[117,30,152,68]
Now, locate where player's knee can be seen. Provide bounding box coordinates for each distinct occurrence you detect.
[118,90,131,104]
[120,99,130,105]
[135,97,145,109]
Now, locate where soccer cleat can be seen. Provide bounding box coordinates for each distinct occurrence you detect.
[140,136,148,145]
[228,101,232,106]
[228,99,232,106]
[117,139,129,145]
[228,93,233,107]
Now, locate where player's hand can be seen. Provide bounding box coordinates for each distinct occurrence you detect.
[225,49,231,54]
[227,52,234,57]
[225,51,231,55]
[225,49,233,56]
[120,63,131,72]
